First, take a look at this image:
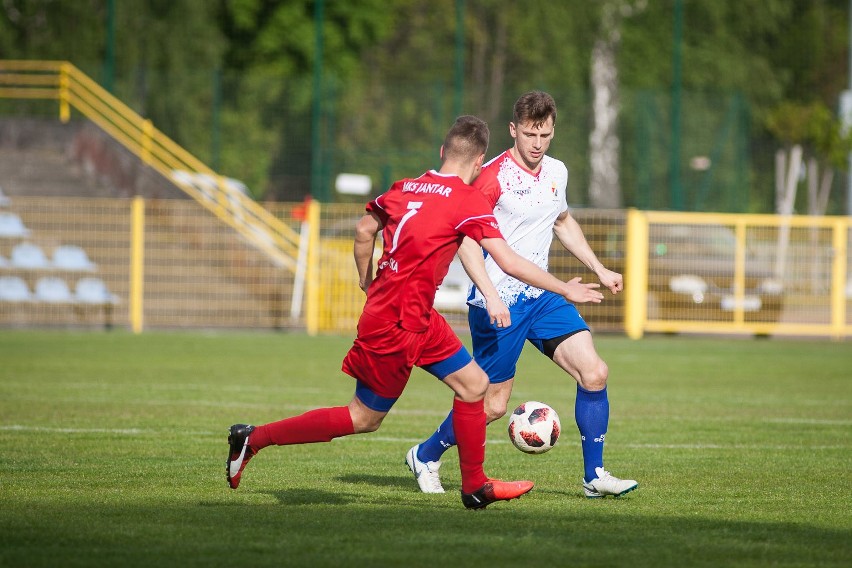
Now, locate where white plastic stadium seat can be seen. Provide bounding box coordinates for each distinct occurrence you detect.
[170,170,249,225]
[433,258,472,311]
[0,276,32,302]
[75,277,119,305]
[52,245,96,271]
[10,242,51,269]
[34,276,74,303]
[0,186,11,207]
[0,254,8,268]
[0,212,31,238]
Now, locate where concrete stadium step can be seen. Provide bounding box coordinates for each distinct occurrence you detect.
[0,148,114,198]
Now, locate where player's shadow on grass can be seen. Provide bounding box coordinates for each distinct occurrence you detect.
[264,488,356,506]
[336,473,412,489]
[534,486,608,500]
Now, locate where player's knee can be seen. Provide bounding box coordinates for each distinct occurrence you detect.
[348,402,386,434]
[485,399,508,423]
[352,413,384,433]
[459,368,489,401]
[470,368,490,400]
[360,420,382,433]
[581,359,609,391]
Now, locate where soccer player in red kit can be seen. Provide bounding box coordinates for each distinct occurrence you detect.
[226,115,603,509]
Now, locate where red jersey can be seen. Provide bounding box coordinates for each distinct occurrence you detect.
[364,169,503,332]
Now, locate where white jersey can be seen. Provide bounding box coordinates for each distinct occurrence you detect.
[468,150,569,308]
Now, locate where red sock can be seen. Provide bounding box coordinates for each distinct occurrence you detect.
[453,398,489,493]
[250,407,354,450]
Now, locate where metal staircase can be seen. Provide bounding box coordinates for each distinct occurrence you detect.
[0,60,300,271]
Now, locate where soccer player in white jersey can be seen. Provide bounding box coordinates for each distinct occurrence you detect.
[407,91,638,498]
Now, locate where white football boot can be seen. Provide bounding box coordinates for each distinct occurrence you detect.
[405,445,445,493]
[582,467,638,498]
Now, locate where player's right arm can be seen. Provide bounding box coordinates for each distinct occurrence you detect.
[458,236,511,327]
[479,237,604,304]
[354,212,381,293]
[553,211,623,295]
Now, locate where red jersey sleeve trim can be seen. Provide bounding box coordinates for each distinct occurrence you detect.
[367,193,386,213]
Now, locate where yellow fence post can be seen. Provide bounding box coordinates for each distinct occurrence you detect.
[58,62,70,123]
[624,209,649,339]
[305,199,321,336]
[830,218,848,340]
[130,196,145,334]
[733,220,747,326]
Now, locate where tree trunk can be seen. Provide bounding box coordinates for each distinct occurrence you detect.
[469,11,507,127]
[806,157,834,293]
[588,0,646,208]
[774,145,802,281]
[589,36,621,208]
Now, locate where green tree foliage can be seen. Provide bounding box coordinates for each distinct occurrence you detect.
[219,0,394,198]
[0,0,226,184]
[770,0,850,104]
[0,0,105,65]
[0,0,848,211]
[331,1,598,198]
[618,0,849,212]
[223,0,391,79]
[622,0,793,104]
[113,0,225,162]
[767,101,851,178]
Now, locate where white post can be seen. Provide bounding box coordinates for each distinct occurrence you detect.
[775,145,801,281]
[290,219,310,321]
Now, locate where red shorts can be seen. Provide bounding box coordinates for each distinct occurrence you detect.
[341,309,464,400]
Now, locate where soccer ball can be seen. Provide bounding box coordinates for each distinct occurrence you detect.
[508,401,561,454]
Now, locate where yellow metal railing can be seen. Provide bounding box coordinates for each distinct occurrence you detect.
[0,60,301,271]
[0,196,849,338]
[624,210,851,339]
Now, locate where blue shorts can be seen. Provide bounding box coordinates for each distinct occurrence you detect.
[468,291,590,384]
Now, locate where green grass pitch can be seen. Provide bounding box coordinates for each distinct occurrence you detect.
[0,330,849,567]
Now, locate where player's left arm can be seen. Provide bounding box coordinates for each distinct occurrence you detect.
[458,236,511,327]
[354,212,381,293]
[553,210,623,295]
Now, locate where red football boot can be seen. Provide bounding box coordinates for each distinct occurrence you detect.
[461,479,534,509]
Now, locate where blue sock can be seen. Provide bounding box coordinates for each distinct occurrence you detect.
[417,411,456,463]
[575,385,609,483]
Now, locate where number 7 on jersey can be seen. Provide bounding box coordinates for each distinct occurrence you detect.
[389,201,422,253]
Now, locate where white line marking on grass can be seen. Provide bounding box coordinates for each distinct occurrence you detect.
[623,443,849,450]
[631,415,852,424]
[0,425,144,435]
[761,418,852,426]
[2,427,848,451]
[335,437,849,450]
[357,436,510,444]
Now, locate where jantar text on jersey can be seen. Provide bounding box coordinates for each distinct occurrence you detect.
[401,181,453,197]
